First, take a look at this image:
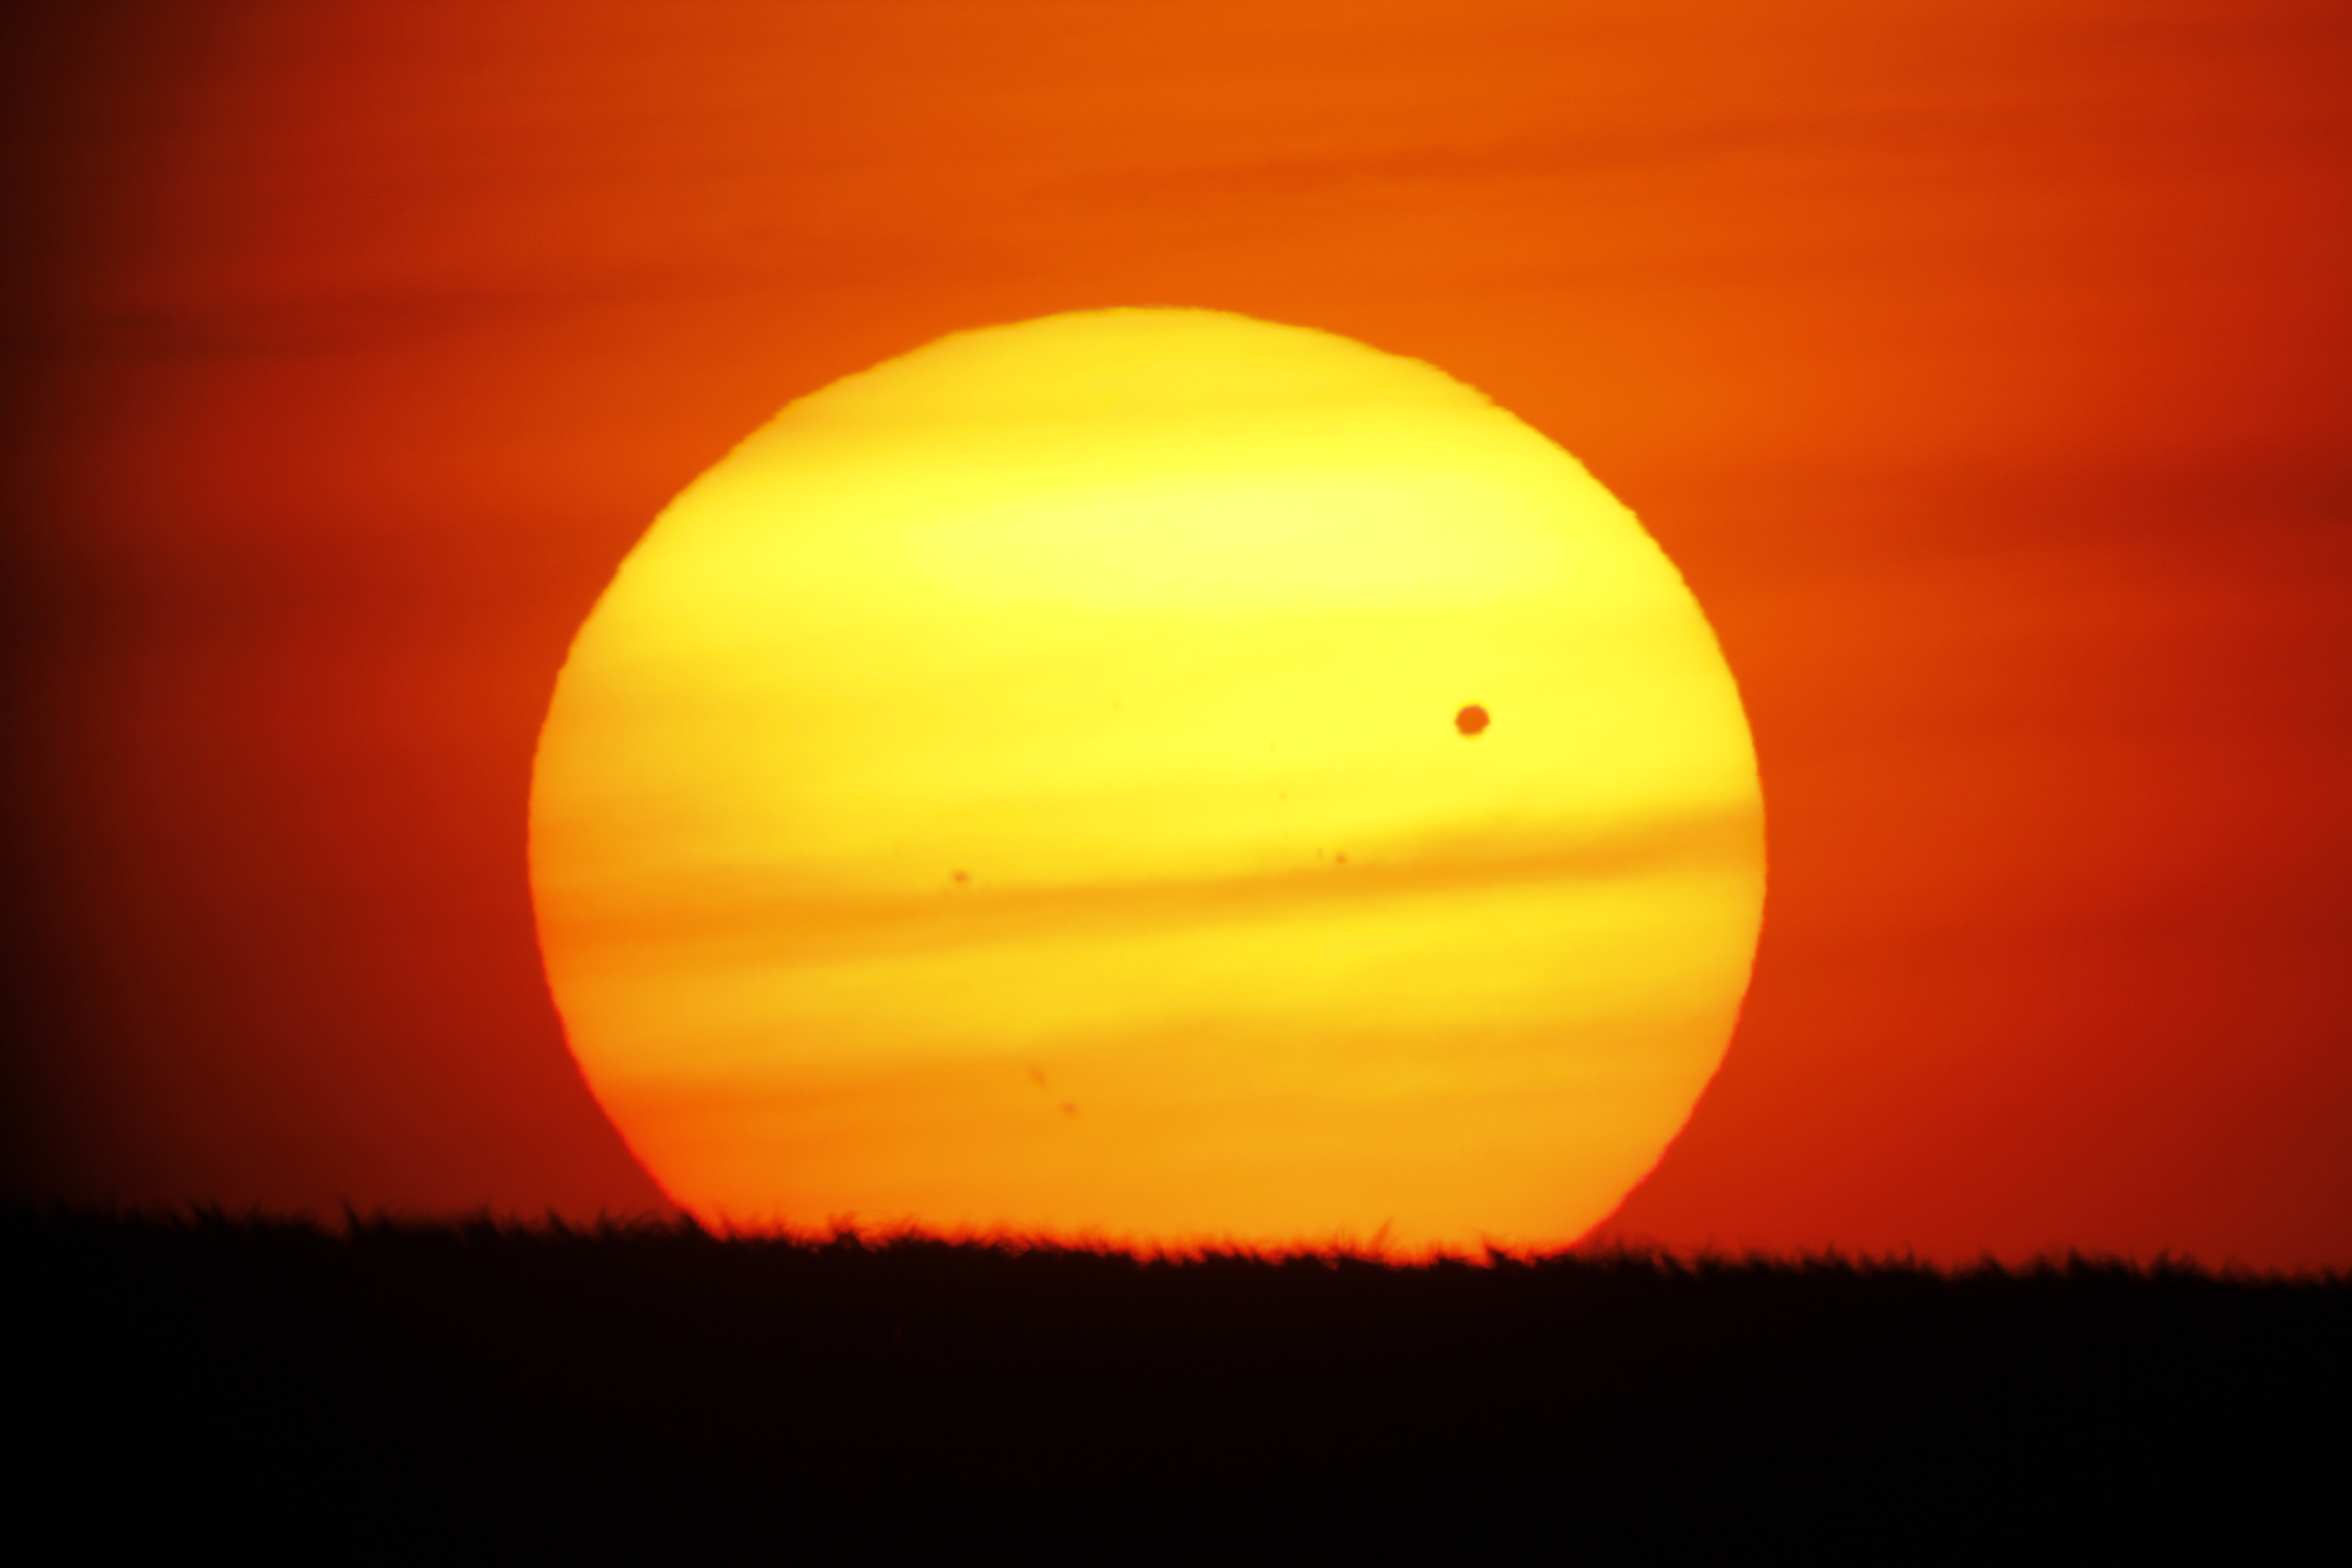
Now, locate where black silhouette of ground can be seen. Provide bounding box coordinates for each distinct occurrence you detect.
[15,1208,2345,1557]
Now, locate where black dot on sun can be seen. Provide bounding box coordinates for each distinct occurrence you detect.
[1455,704,1491,737]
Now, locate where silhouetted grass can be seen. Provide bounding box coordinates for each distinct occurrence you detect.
[15,1205,2345,1556]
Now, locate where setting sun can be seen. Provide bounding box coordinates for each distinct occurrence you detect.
[529,308,1763,1248]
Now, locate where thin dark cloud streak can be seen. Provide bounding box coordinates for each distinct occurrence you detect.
[564,804,1762,968]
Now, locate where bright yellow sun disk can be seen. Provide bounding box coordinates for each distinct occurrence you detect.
[529,309,1764,1250]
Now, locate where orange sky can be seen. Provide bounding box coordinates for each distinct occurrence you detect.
[3,0,2346,1266]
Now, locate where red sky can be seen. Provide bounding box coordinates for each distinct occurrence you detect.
[4,0,2346,1267]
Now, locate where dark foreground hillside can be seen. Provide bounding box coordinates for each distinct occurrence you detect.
[14,1209,2346,1557]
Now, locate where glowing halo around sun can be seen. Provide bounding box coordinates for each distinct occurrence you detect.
[529,308,1764,1250]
